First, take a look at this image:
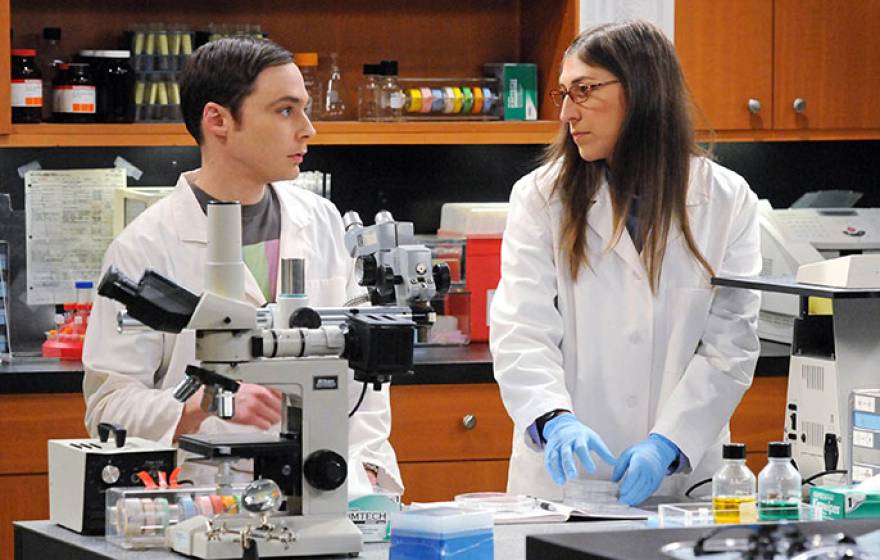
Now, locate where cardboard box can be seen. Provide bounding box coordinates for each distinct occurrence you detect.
[483,63,538,121]
[810,485,880,519]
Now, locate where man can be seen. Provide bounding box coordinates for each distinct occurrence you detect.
[82,37,401,498]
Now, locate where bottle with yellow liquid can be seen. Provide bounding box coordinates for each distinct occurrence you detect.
[711,443,757,524]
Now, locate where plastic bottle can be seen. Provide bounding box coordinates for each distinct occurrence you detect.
[294,52,320,119]
[757,441,802,520]
[358,64,380,121]
[378,60,403,121]
[323,52,346,120]
[711,443,757,523]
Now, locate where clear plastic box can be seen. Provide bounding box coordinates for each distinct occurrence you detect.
[397,77,501,121]
[657,501,823,528]
[106,485,246,550]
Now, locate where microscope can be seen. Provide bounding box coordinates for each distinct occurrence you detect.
[97,203,443,558]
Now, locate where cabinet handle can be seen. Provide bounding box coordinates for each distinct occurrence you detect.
[792,98,807,114]
[747,99,762,114]
[462,414,477,430]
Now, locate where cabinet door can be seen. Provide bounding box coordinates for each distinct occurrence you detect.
[675,0,773,131]
[774,0,880,130]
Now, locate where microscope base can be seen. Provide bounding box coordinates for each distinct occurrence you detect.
[169,513,362,558]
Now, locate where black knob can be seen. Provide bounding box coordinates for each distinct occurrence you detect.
[303,449,347,491]
[433,262,451,294]
[290,307,322,329]
[355,255,378,287]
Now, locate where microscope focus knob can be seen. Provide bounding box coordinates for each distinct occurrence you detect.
[433,262,451,294]
[355,255,378,287]
[303,449,347,491]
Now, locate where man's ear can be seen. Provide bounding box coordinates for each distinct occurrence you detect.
[202,102,232,141]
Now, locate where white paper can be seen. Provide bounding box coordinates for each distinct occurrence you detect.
[581,0,675,41]
[25,168,126,305]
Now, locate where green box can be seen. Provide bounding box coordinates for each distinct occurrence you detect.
[810,485,880,519]
[483,63,538,121]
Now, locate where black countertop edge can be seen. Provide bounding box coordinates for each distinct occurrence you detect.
[1,341,790,395]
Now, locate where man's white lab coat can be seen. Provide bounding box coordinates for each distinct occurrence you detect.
[83,171,402,498]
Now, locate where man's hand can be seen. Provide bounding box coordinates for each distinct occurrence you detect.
[174,383,282,440]
[228,383,283,430]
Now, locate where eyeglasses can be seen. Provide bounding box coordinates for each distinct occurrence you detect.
[548,80,621,107]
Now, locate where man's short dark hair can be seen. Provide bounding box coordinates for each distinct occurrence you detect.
[180,36,293,144]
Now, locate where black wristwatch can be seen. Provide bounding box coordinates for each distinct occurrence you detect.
[535,409,571,444]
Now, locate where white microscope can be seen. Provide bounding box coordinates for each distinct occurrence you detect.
[97,203,443,559]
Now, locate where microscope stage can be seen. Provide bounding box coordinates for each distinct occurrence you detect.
[179,433,300,460]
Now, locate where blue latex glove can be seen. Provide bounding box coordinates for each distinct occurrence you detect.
[611,434,680,506]
[542,413,616,485]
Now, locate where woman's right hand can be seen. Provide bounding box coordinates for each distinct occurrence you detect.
[174,383,283,440]
[543,413,616,485]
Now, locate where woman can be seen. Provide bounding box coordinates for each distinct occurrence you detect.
[490,20,761,505]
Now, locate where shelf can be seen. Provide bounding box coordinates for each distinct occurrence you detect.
[0,121,562,147]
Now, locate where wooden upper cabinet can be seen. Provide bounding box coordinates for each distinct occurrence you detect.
[774,0,880,130]
[675,0,773,132]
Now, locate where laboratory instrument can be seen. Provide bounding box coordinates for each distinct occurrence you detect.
[48,422,176,534]
[97,200,423,558]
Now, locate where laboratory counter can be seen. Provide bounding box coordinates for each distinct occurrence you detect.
[0,341,790,395]
[13,519,641,560]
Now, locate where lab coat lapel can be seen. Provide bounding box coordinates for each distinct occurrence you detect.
[587,183,644,274]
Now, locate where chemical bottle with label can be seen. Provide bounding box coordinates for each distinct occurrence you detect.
[757,441,802,520]
[11,49,42,123]
[711,443,757,523]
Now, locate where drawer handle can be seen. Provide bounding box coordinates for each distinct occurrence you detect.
[747,98,761,114]
[462,414,477,430]
[792,98,806,114]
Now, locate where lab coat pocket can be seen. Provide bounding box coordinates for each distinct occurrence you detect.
[662,287,714,376]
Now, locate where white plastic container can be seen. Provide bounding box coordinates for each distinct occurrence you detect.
[438,202,509,238]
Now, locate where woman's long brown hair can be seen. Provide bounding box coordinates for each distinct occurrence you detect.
[545,20,714,291]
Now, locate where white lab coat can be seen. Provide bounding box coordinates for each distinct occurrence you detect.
[82,171,402,499]
[490,157,761,500]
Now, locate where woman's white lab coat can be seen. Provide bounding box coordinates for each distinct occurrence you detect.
[82,171,402,498]
[490,157,761,500]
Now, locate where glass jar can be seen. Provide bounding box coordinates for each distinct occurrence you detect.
[711,443,757,523]
[93,50,136,123]
[53,63,96,123]
[757,441,802,520]
[293,52,320,119]
[11,49,43,123]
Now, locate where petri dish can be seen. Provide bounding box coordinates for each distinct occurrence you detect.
[454,492,537,513]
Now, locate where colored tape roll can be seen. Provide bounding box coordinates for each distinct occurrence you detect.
[142,497,157,528]
[461,87,474,113]
[420,87,434,113]
[209,494,225,514]
[472,86,484,114]
[430,88,444,112]
[196,495,214,516]
[221,495,238,514]
[442,87,456,113]
[154,497,170,528]
[122,498,145,537]
[482,87,495,113]
[451,87,464,113]
[178,495,197,520]
[407,88,422,112]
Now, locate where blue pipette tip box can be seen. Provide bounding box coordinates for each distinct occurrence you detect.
[389,506,494,560]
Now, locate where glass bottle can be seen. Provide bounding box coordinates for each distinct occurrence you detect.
[757,441,802,520]
[378,59,403,121]
[358,64,380,121]
[39,27,63,120]
[323,52,346,120]
[294,52,320,119]
[711,443,757,523]
[11,49,42,123]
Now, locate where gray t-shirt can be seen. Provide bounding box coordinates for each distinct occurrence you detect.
[189,183,281,302]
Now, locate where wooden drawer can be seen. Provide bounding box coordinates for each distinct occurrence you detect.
[0,394,88,475]
[390,384,513,462]
[1,473,49,560]
[399,460,509,503]
[731,376,787,474]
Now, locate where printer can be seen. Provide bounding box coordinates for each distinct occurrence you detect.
[758,199,880,343]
